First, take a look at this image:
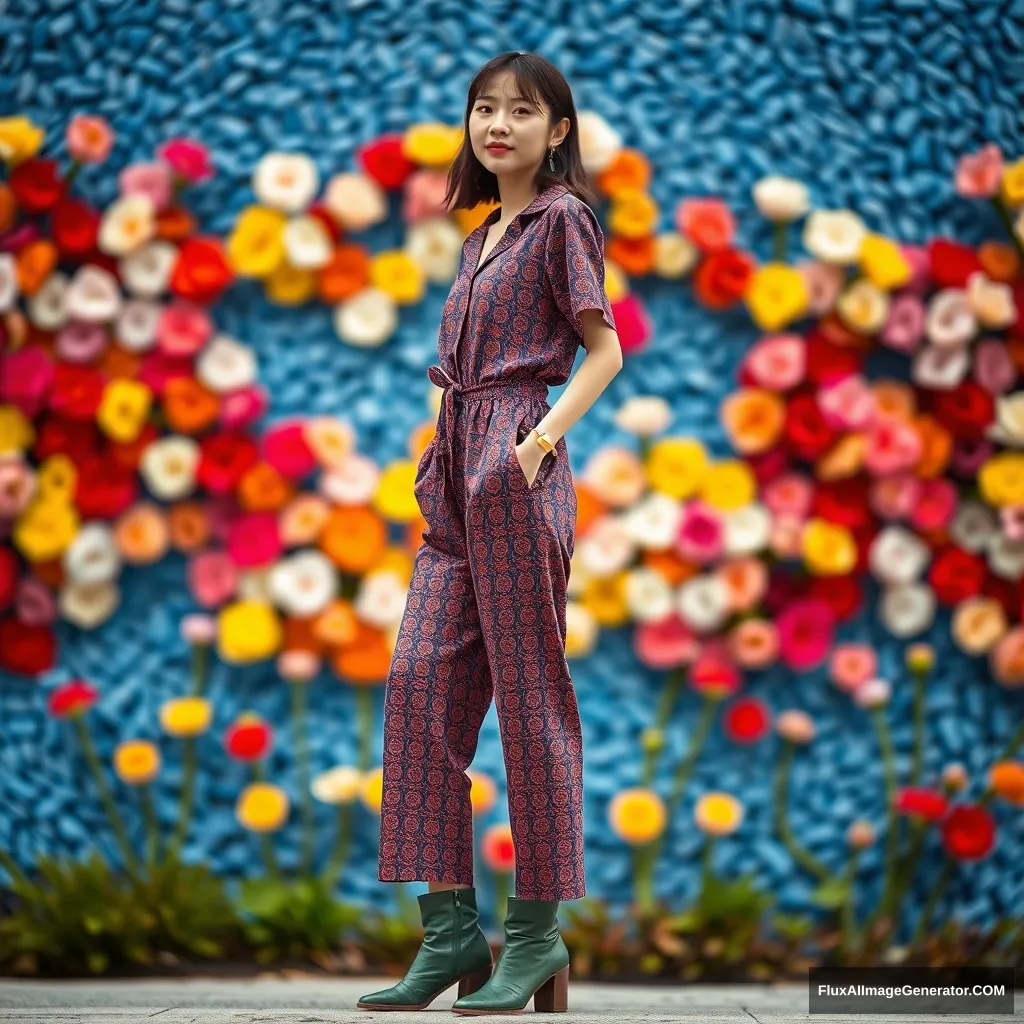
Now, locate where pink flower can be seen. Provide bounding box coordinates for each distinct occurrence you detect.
[181,613,217,645]
[951,438,994,479]
[864,419,923,476]
[974,338,1016,395]
[220,384,269,430]
[226,512,282,569]
[119,162,174,211]
[818,374,876,431]
[156,302,214,358]
[633,613,701,670]
[1000,506,1024,542]
[797,261,845,316]
[0,347,54,417]
[762,472,813,519]
[775,598,835,672]
[881,292,926,353]
[955,143,1004,199]
[870,474,921,521]
[744,334,805,392]
[776,708,816,744]
[1,223,41,253]
[716,557,768,613]
[0,457,35,518]
[157,139,214,183]
[278,650,321,683]
[402,168,452,221]
[608,294,650,356]
[187,550,239,608]
[900,246,932,296]
[910,479,958,533]
[66,114,114,164]
[56,321,108,363]
[689,640,741,699]
[828,643,877,693]
[15,577,57,627]
[728,618,779,669]
[769,514,805,559]
[261,421,317,480]
[676,501,724,564]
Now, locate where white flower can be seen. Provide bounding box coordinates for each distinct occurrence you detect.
[405,218,465,284]
[752,175,810,222]
[989,392,1024,447]
[950,501,998,553]
[253,152,319,214]
[312,765,363,804]
[140,436,200,501]
[26,272,69,330]
[354,569,408,629]
[59,580,120,629]
[652,232,698,278]
[987,533,1024,581]
[624,567,675,623]
[836,279,890,333]
[676,574,729,634]
[196,334,258,393]
[621,492,683,549]
[323,171,388,231]
[802,209,867,265]
[283,214,333,270]
[98,193,156,256]
[317,453,381,505]
[576,110,622,173]
[879,583,935,638]
[722,503,771,556]
[614,396,672,437]
[576,514,635,578]
[925,288,976,347]
[119,240,178,298]
[966,272,1016,330]
[912,345,969,390]
[268,549,336,617]
[869,526,930,584]
[62,523,121,586]
[65,265,122,323]
[115,299,161,352]
[853,678,891,709]
[0,253,18,312]
[333,287,398,347]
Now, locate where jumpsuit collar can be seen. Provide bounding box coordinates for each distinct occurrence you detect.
[478,181,569,229]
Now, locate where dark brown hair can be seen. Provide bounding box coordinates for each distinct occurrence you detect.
[443,51,600,212]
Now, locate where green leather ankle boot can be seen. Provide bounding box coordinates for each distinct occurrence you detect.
[356,888,493,1011]
[450,896,570,1015]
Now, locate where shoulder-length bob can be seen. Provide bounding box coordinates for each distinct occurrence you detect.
[443,51,600,212]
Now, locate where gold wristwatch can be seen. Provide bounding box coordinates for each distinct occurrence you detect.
[530,427,555,454]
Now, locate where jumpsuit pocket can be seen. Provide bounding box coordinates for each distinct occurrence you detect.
[511,411,554,491]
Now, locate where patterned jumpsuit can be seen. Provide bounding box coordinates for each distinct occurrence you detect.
[377,182,617,901]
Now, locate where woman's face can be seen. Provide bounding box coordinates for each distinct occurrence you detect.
[469,71,567,180]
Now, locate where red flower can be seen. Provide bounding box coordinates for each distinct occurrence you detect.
[51,197,101,257]
[108,421,160,471]
[784,392,839,462]
[307,202,342,243]
[0,618,56,677]
[33,415,100,466]
[0,346,54,417]
[689,643,741,699]
[982,572,1023,622]
[812,478,873,532]
[928,382,994,440]
[47,679,99,718]
[941,804,996,861]
[804,333,865,387]
[928,545,986,606]
[261,421,317,480]
[138,351,196,396]
[197,432,259,495]
[357,134,417,189]
[224,713,273,761]
[805,574,863,623]
[746,447,789,486]
[722,696,770,744]
[0,549,17,610]
[75,455,138,519]
[48,364,106,420]
[928,238,984,289]
[693,249,755,309]
[9,158,67,215]
[169,237,235,304]
[894,786,948,822]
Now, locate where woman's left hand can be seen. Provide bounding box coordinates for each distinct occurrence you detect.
[514,439,545,488]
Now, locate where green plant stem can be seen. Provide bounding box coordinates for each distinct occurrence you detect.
[249,760,280,879]
[991,196,1024,264]
[139,784,161,866]
[872,707,899,919]
[913,859,953,947]
[323,801,354,889]
[911,669,927,787]
[772,740,831,880]
[73,719,141,879]
[890,818,927,936]
[773,221,788,261]
[839,849,861,956]
[168,736,197,859]
[641,666,686,786]
[699,837,716,897]
[356,688,374,771]
[290,681,314,876]
[632,840,656,916]
[191,642,209,696]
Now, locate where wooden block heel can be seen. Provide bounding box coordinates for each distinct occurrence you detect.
[458,965,493,998]
[533,964,569,1012]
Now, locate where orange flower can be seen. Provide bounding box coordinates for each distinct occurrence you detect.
[913,414,953,479]
[596,148,651,197]
[721,388,785,454]
[238,461,294,512]
[573,483,607,537]
[606,235,656,276]
[164,376,221,434]
[32,557,65,590]
[817,311,873,350]
[279,494,330,546]
[678,198,735,252]
[0,183,15,233]
[641,548,699,587]
[155,205,195,242]
[319,505,387,573]
[987,761,1024,806]
[98,345,141,381]
[283,615,326,656]
[1009,334,1024,376]
[716,557,767,612]
[873,379,916,422]
[816,434,865,481]
[312,599,358,647]
[978,241,1020,283]
[114,503,170,564]
[15,239,59,296]
[330,619,391,684]
[316,244,372,303]
[168,501,211,552]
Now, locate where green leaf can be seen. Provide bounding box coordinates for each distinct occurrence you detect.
[810,879,850,910]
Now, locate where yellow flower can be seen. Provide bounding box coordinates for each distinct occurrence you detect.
[265,261,317,305]
[699,460,756,512]
[0,115,45,165]
[218,600,283,663]
[979,452,1024,507]
[0,405,35,454]
[360,765,384,814]
[97,379,153,444]
[371,459,421,523]
[227,205,288,278]
[608,787,666,845]
[36,455,77,502]
[1001,158,1024,207]
[159,696,213,738]
[694,792,744,836]
[646,437,709,500]
[370,250,426,305]
[905,643,935,674]
[236,782,290,832]
[603,259,629,302]
[802,518,857,576]
[836,278,890,334]
[859,233,912,290]
[743,263,809,331]
[579,573,631,627]
[607,188,659,239]
[113,739,161,785]
[468,770,497,815]
[402,123,463,167]
[13,498,79,562]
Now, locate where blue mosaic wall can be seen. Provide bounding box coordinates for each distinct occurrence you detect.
[2,0,1023,932]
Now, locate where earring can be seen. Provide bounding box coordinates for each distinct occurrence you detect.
[548,146,556,171]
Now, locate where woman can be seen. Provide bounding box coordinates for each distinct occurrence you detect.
[358,50,622,1015]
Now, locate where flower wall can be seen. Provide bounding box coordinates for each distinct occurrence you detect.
[2,0,1024,952]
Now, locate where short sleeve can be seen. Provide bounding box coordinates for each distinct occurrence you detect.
[545,199,617,346]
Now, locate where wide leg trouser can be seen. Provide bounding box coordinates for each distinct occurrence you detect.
[377,369,585,901]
